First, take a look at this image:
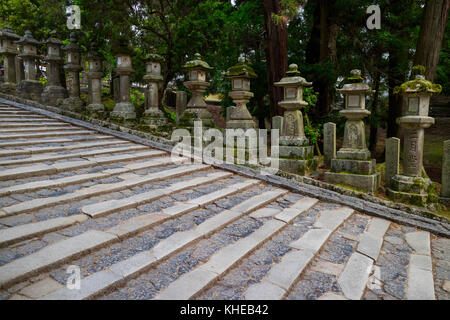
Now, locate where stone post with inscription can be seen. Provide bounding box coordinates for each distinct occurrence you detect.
[273,64,319,176]
[61,32,84,112]
[15,31,43,100]
[178,53,214,129]
[440,140,450,205]
[141,53,168,130]
[385,137,400,189]
[387,67,441,206]
[323,122,336,168]
[111,49,136,121]
[0,26,20,93]
[325,70,380,193]
[225,56,257,129]
[40,31,68,106]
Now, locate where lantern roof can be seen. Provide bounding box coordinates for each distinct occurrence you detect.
[338,69,373,93]
[15,30,41,46]
[145,53,164,63]
[0,26,20,40]
[226,57,257,79]
[274,64,312,87]
[63,32,82,52]
[394,66,442,95]
[45,30,62,45]
[183,53,213,71]
[86,42,103,60]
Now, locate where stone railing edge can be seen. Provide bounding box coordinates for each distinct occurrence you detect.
[0,93,449,238]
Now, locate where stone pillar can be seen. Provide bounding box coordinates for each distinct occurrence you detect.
[273,64,318,176]
[272,116,283,133]
[385,137,400,189]
[15,31,43,100]
[111,53,136,120]
[60,32,84,112]
[40,31,68,106]
[324,122,336,168]
[0,27,20,93]
[15,54,25,84]
[86,44,105,114]
[387,68,440,206]
[325,70,380,193]
[440,140,450,203]
[225,57,257,129]
[141,53,168,130]
[176,91,187,126]
[179,53,214,128]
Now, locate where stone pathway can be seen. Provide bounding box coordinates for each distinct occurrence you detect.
[0,102,448,301]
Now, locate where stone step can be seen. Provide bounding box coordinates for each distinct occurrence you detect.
[244,206,353,300]
[0,230,118,288]
[338,217,391,300]
[0,215,88,247]
[1,164,209,217]
[39,189,288,299]
[81,171,237,218]
[405,231,435,300]
[154,197,318,300]
[0,118,60,123]
[0,130,95,140]
[0,139,130,157]
[0,156,185,196]
[0,122,70,128]
[0,126,80,134]
[0,144,149,166]
[0,111,34,115]
[0,135,114,148]
[0,150,165,182]
[0,115,47,119]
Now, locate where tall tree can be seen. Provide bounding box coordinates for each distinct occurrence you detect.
[263,0,288,117]
[414,0,450,81]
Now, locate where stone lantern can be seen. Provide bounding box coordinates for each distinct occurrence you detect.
[273,64,318,175]
[325,69,380,193]
[15,30,43,100]
[40,31,68,106]
[387,67,441,206]
[111,51,136,120]
[0,26,20,93]
[225,56,257,129]
[61,32,84,112]
[85,43,105,114]
[179,53,214,128]
[141,53,168,130]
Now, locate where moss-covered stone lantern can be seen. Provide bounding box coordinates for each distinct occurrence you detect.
[60,32,84,112]
[15,30,43,100]
[0,26,20,93]
[273,63,318,176]
[141,53,168,130]
[179,53,214,128]
[86,43,105,114]
[325,69,380,193]
[40,31,68,106]
[387,66,442,206]
[225,56,257,129]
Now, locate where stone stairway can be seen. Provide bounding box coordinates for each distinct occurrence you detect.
[0,103,448,301]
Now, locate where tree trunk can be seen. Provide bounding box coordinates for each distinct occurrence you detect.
[387,50,407,138]
[263,0,288,118]
[414,0,450,81]
[369,71,381,154]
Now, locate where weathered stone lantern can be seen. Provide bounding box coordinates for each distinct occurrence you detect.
[225,56,257,129]
[86,43,105,114]
[15,30,43,100]
[60,32,84,112]
[111,50,136,120]
[40,31,68,106]
[141,53,168,130]
[0,26,20,93]
[325,69,380,193]
[273,64,318,175]
[179,53,214,128]
[387,67,441,206]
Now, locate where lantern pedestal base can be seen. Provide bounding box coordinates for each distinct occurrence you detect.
[87,103,105,114]
[387,174,437,207]
[226,119,256,129]
[16,80,43,101]
[279,145,314,159]
[278,156,320,176]
[337,148,371,161]
[140,108,168,130]
[178,108,214,129]
[439,197,450,206]
[325,171,380,194]
[111,102,136,120]
[60,96,85,113]
[331,158,376,175]
[0,82,17,94]
[40,86,68,107]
